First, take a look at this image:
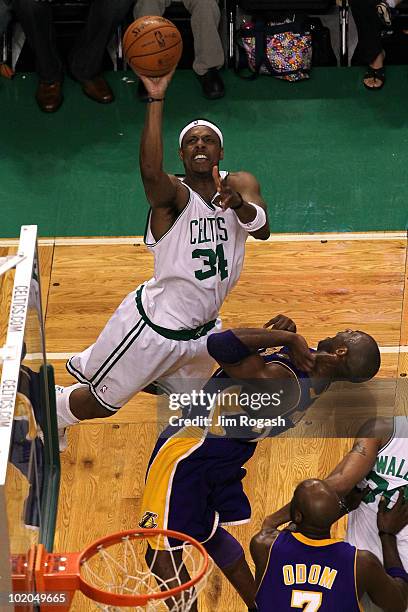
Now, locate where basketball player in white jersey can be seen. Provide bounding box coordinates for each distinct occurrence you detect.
[55,67,270,444]
[327,416,408,611]
[270,415,408,611]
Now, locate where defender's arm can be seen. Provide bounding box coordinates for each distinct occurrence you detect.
[250,528,280,587]
[325,418,392,496]
[207,326,315,380]
[358,546,408,612]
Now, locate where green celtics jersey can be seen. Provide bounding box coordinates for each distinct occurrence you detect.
[346,417,408,568]
[142,172,249,330]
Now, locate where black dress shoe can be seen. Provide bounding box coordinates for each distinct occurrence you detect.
[81,75,114,104]
[36,81,63,113]
[137,79,149,101]
[198,68,225,100]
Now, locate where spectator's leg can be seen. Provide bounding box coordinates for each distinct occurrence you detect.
[12,0,61,82]
[182,0,224,99]
[350,0,385,88]
[0,0,12,39]
[69,0,133,103]
[132,0,170,100]
[133,0,170,19]
[12,0,63,111]
[0,0,13,77]
[182,0,223,75]
[70,0,132,80]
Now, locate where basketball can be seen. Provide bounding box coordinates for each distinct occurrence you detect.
[123,16,183,77]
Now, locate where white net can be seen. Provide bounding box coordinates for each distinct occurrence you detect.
[79,531,212,611]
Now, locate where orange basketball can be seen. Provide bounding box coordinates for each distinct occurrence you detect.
[123,16,183,77]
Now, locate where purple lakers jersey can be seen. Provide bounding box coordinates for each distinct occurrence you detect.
[256,530,360,611]
[199,347,322,440]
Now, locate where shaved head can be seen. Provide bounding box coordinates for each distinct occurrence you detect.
[317,330,380,383]
[342,332,381,382]
[290,479,341,530]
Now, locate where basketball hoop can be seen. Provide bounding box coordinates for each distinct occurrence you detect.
[29,529,211,611]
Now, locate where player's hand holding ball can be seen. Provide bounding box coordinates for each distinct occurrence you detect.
[137,67,177,101]
[123,16,183,97]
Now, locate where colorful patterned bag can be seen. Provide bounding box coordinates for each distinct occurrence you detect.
[236,15,312,81]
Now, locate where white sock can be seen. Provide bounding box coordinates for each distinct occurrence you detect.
[55,383,85,429]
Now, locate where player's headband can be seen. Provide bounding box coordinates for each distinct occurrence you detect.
[179,120,223,148]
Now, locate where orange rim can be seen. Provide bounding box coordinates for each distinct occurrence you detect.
[77,528,209,606]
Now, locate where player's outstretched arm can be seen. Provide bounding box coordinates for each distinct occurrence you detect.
[264,418,391,528]
[357,491,408,612]
[213,169,270,240]
[324,418,392,497]
[138,70,187,212]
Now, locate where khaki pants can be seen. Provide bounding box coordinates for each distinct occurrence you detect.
[133,0,224,75]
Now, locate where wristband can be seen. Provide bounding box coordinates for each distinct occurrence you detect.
[386,567,408,583]
[207,330,251,364]
[236,202,267,232]
[146,97,164,103]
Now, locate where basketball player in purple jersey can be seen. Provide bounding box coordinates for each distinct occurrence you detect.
[140,317,381,611]
[251,479,408,611]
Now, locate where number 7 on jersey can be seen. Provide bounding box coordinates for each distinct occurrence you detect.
[291,590,322,611]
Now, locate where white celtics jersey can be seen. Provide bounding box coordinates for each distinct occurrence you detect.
[142,172,248,329]
[346,416,408,570]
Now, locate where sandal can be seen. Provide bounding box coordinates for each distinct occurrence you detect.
[363,65,385,90]
[376,1,395,27]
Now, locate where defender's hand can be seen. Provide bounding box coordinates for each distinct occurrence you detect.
[377,489,408,535]
[287,334,315,373]
[264,315,297,333]
[342,485,371,513]
[138,67,176,99]
[212,166,242,211]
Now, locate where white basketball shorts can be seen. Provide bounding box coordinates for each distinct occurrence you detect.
[66,286,221,411]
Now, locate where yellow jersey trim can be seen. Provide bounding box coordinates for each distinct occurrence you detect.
[140,435,205,550]
[255,533,280,597]
[354,549,364,612]
[291,532,342,547]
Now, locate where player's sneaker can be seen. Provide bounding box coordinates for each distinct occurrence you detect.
[377,1,395,26]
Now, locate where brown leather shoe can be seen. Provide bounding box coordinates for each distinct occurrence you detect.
[36,81,63,113]
[81,75,114,104]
